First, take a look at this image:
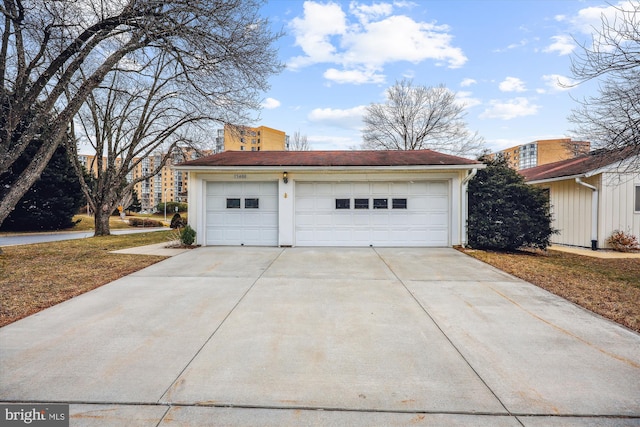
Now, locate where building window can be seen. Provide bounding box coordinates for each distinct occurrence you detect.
[636,185,640,212]
[240,146,245,151]
[373,198,388,209]
[392,198,407,209]
[226,198,241,209]
[245,198,259,209]
[354,198,369,209]
[335,199,350,209]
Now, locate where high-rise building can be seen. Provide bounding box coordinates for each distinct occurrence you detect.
[215,124,289,152]
[490,138,590,170]
[78,147,211,212]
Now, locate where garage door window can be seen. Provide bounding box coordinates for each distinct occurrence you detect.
[392,198,407,209]
[244,198,259,209]
[373,198,388,209]
[226,198,241,209]
[335,198,350,209]
[354,198,369,209]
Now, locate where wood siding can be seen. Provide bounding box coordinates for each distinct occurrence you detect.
[537,173,640,248]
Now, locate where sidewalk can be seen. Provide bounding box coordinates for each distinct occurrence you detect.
[550,245,640,259]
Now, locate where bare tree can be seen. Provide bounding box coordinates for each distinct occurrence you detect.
[68,53,218,236]
[568,1,640,168]
[361,79,484,157]
[0,0,282,227]
[289,130,311,151]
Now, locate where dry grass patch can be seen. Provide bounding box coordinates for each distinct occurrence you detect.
[0,231,174,327]
[461,248,640,333]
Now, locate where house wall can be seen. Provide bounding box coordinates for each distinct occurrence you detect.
[537,172,640,249]
[541,177,598,248]
[599,172,640,248]
[185,168,469,247]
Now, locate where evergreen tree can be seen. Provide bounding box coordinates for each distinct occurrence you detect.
[468,156,556,251]
[0,143,84,231]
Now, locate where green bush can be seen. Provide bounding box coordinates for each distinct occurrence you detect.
[170,213,185,229]
[157,201,188,213]
[129,218,164,228]
[468,156,556,251]
[180,225,196,245]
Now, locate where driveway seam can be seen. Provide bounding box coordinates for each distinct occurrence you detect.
[156,248,286,404]
[372,248,522,426]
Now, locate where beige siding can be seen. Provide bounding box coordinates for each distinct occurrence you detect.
[541,177,598,248]
[599,172,640,248]
[538,173,640,249]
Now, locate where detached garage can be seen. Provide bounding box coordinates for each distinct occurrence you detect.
[175,150,482,247]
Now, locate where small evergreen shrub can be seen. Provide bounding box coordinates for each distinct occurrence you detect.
[170,213,184,229]
[129,218,164,227]
[607,230,640,252]
[180,225,196,245]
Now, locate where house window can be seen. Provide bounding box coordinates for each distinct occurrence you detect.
[354,198,369,209]
[636,185,640,212]
[392,198,407,209]
[244,198,259,209]
[335,199,350,209]
[373,198,388,209]
[226,198,241,209]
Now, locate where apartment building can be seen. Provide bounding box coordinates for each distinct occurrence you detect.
[78,147,210,212]
[491,138,590,170]
[215,124,289,152]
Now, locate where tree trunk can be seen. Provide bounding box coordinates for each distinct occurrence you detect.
[94,208,111,236]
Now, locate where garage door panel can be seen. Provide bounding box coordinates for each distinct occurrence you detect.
[295,181,449,247]
[206,181,278,246]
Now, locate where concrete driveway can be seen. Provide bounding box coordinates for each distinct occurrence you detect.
[1,247,639,426]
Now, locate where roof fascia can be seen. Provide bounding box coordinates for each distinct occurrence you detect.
[173,164,484,172]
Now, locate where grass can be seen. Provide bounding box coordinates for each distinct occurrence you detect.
[0,230,174,327]
[461,248,640,333]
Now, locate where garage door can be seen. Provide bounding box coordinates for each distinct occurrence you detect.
[206,182,278,246]
[295,181,449,247]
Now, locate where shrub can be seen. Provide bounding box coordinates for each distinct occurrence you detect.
[129,218,164,228]
[607,230,640,252]
[468,156,556,251]
[170,213,184,229]
[157,201,188,213]
[180,225,196,245]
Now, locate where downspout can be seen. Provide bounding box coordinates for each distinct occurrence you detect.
[461,168,478,247]
[575,177,598,250]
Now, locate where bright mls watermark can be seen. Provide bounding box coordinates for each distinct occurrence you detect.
[1,404,68,426]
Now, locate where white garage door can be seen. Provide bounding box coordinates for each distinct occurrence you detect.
[206,181,278,246]
[295,181,449,247]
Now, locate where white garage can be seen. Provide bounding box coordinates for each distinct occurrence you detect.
[205,181,278,246]
[295,181,449,247]
[176,150,482,248]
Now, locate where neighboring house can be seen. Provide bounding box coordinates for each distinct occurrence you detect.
[174,150,482,247]
[490,138,590,171]
[521,148,640,250]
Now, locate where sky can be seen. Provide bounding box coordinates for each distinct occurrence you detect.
[254,0,630,154]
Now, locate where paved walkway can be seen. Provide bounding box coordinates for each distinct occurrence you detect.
[1,247,639,426]
[550,244,640,259]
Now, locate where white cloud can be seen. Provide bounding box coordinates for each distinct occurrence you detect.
[288,2,347,70]
[544,35,575,56]
[288,1,467,83]
[499,77,527,93]
[323,67,385,85]
[349,1,393,24]
[262,97,281,109]
[460,78,477,87]
[456,91,482,109]
[537,74,575,93]
[480,97,540,120]
[308,105,367,130]
[308,134,360,150]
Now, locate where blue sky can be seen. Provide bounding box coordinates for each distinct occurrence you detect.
[256,0,629,154]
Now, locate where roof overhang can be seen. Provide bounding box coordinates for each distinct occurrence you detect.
[173,164,484,173]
